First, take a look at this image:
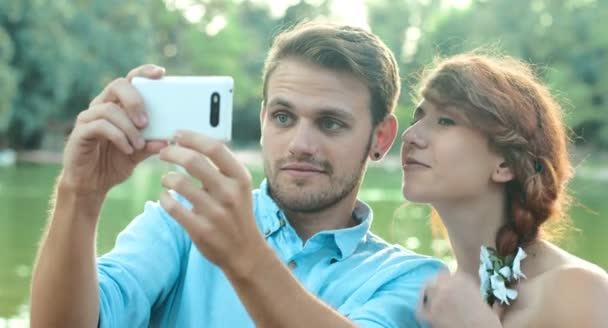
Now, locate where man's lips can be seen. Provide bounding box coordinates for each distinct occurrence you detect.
[280,163,326,173]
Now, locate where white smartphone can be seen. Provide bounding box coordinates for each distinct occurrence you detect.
[132,76,233,141]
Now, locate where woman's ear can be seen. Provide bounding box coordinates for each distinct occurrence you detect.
[492,161,514,183]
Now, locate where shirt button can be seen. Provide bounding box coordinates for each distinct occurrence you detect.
[288,260,297,270]
[279,219,286,227]
[264,229,271,235]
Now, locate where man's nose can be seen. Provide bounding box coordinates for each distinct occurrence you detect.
[288,122,318,156]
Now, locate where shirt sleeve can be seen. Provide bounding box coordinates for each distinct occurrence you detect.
[344,256,445,328]
[97,196,190,328]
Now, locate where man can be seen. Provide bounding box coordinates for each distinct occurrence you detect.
[30,22,444,327]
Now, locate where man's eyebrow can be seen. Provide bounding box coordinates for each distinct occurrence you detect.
[267,97,356,122]
[266,97,293,109]
[317,107,355,122]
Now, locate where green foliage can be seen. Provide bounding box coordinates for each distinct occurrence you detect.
[0,25,17,138]
[1,0,155,149]
[369,0,608,148]
[1,0,607,149]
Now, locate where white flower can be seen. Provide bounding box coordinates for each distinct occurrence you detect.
[512,247,527,280]
[480,246,493,269]
[498,266,512,280]
[490,273,518,305]
[478,245,527,306]
[479,246,493,298]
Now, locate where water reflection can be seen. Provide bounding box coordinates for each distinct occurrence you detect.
[1,162,606,322]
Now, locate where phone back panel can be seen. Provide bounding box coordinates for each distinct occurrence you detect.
[133,76,233,141]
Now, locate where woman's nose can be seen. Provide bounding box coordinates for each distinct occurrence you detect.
[402,123,427,149]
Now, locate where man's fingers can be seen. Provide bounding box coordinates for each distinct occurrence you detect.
[174,130,251,184]
[145,140,170,152]
[77,103,145,150]
[89,64,165,128]
[158,144,227,192]
[126,64,165,82]
[161,172,206,205]
[94,78,148,128]
[160,172,229,222]
[77,119,134,155]
[159,190,205,236]
[131,140,169,163]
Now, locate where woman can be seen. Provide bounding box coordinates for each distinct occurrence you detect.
[402,54,608,327]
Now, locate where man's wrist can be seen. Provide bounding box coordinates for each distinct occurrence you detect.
[53,179,106,226]
[223,235,276,284]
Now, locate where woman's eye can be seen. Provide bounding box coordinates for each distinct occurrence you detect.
[438,117,455,126]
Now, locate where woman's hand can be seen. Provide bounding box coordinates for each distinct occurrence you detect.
[417,272,502,328]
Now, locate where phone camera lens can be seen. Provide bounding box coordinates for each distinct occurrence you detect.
[210,92,220,127]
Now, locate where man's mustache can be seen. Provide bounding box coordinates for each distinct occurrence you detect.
[276,156,333,175]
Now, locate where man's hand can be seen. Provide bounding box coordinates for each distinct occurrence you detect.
[32,64,170,328]
[157,131,358,328]
[158,130,269,278]
[417,272,502,328]
[60,64,168,198]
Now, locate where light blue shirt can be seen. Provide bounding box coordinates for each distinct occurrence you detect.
[97,180,445,327]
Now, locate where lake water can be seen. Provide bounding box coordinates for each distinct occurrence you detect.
[1,161,606,325]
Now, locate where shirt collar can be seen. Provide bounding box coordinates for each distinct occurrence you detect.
[254,179,373,260]
[331,200,372,259]
[254,180,284,237]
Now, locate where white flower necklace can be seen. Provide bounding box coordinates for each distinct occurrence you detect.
[479,245,527,306]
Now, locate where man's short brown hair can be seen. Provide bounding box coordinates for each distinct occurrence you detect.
[262,21,400,126]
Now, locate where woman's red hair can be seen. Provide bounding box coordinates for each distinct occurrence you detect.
[418,53,573,257]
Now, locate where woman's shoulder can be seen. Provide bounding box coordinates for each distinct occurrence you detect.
[528,244,608,327]
[537,241,607,284]
[541,262,608,295]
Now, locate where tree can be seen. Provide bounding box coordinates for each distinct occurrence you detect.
[0,24,17,144]
[407,0,608,147]
[150,0,332,143]
[1,0,155,149]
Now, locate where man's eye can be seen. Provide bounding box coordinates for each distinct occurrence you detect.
[320,118,343,131]
[438,117,455,126]
[274,112,292,126]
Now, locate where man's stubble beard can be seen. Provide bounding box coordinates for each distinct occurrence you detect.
[265,134,373,214]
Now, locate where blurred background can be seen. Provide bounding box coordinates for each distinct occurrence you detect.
[1,0,607,326]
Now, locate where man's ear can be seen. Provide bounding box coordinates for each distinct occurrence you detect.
[369,114,398,161]
[492,161,515,183]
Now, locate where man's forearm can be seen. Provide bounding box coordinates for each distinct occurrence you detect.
[30,182,104,328]
[225,244,356,328]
